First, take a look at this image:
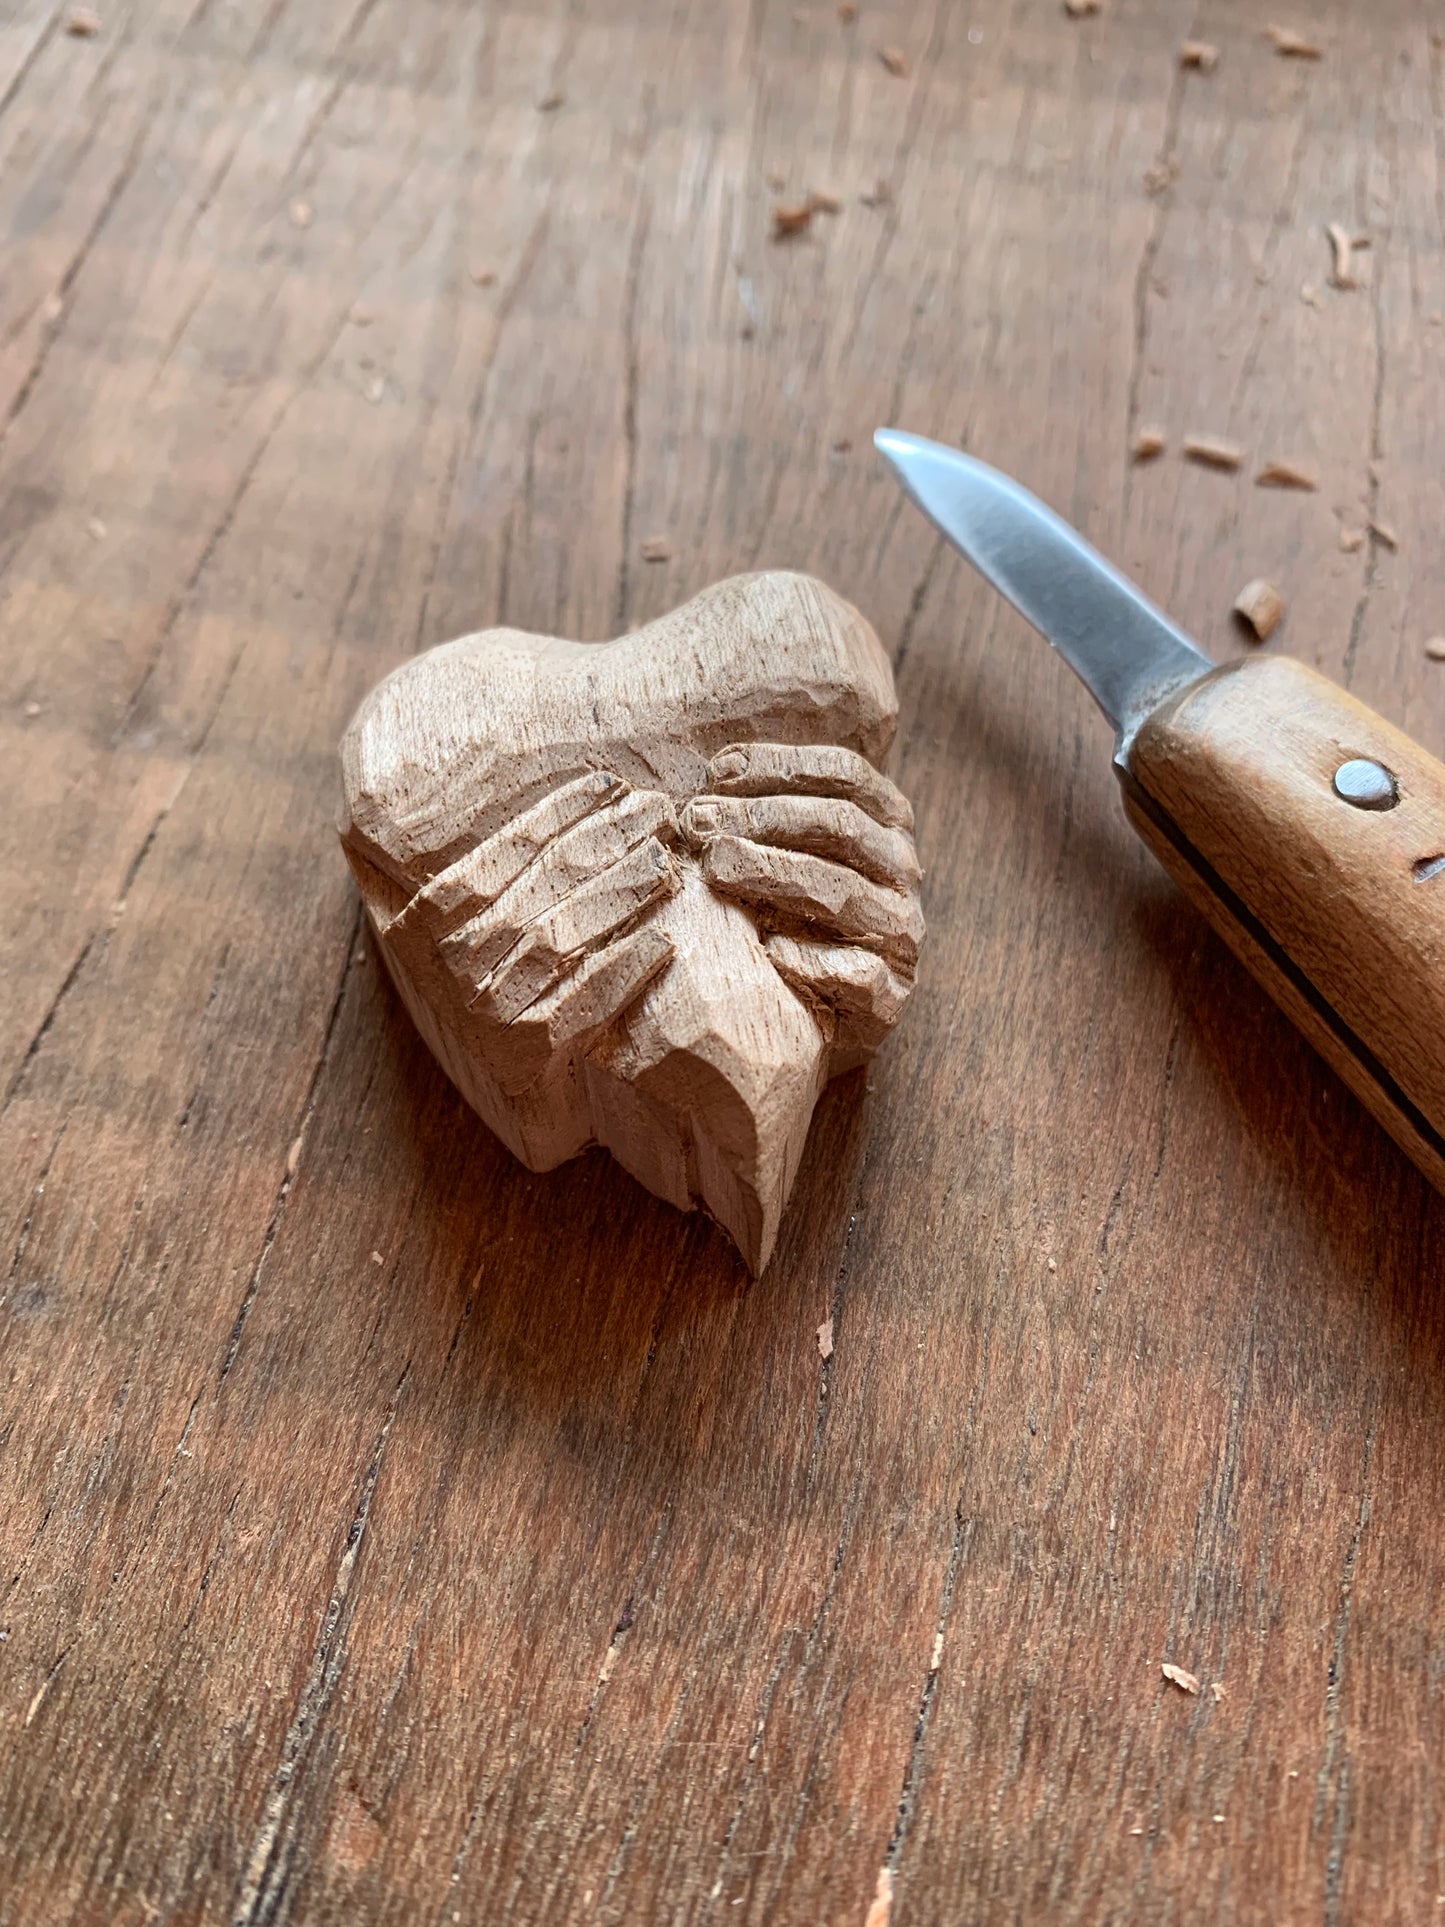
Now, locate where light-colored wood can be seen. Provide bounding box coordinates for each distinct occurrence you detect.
[339,573,923,1273]
[1127,653,1445,1187]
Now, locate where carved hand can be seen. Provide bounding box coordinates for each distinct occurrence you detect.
[339,571,925,1271]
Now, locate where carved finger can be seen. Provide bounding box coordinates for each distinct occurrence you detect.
[486,924,675,1096]
[434,790,678,984]
[681,794,920,892]
[702,835,923,968]
[409,771,670,937]
[707,743,914,832]
[763,933,913,1053]
[471,837,680,1024]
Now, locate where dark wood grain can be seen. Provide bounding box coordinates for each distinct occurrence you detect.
[3,1,1444,1921]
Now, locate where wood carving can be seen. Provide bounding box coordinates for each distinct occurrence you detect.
[338,572,923,1271]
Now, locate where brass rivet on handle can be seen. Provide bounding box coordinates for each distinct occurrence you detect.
[1332,757,1399,810]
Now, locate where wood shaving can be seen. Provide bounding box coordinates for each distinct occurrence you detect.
[86,516,107,540]
[537,90,565,112]
[1338,526,1365,552]
[817,1317,834,1359]
[1210,1681,1227,1702]
[772,200,815,238]
[470,267,496,287]
[42,293,65,323]
[1180,40,1218,69]
[364,376,386,404]
[289,199,313,229]
[1255,459,1318,490]
[1370,518,1399,550]
[1266,24,1321,57]
[23,702,42,719]
[1233,578,1285,641]
[1064,0,1102,13]
[640,536,671,562]
[1426,638,1445,661]
[1132,428,1165,462]
[879,46,909,76]
[64,6,101,32]
[1299,282,1322,308]
[370,1250,385,1264]
[1183,435,1243,471]
[929,1631,943,1671]
[1162,1662,1201,1695]
[1327,222,1357,289]
[808,188,842,214]
[864,1868,893,1927]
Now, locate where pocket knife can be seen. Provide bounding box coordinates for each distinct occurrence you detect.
[876,428,1445,1195]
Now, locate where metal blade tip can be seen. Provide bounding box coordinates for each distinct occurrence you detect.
[870,428,1213,752]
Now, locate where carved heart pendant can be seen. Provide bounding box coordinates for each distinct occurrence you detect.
[339,572,923,1272]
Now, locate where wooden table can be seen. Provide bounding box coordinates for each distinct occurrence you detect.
[4,1,1443,1919]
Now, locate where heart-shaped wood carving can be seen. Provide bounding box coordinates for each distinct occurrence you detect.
[339,572,923,1272]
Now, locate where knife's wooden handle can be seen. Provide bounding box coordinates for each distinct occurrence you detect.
[1121,652,1445,1191]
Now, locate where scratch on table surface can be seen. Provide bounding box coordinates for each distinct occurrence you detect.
[1124,18,1191,512]
[216,904,363,1386]
[0,4,63,122]
[614,118,655,633]
[883,1499,973,1868]
[1,939,95,1116]
[231,1366,410,1927]
[1316,1419,1376,1926]
[1342,125,1393,690]
[22,1649,67,1729]
[2,112,150,445]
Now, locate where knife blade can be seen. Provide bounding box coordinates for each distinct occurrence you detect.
[875,426,1445,1197]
